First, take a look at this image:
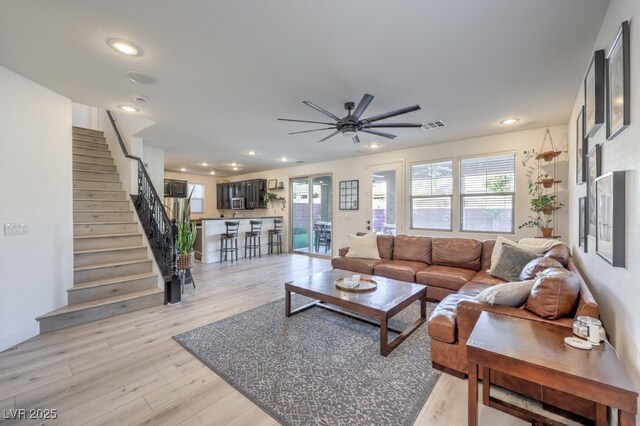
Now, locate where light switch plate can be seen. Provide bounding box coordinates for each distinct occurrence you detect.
[4,222,29,236]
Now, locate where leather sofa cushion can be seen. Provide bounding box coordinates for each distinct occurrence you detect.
[374,259,428,282]
[428,293,475,343]
[469,270,507,286]
[525,269,580,319]
[416,265,476,291]
[356,232,394,259]
[545,244,570,266]
[331,256,381,275]
[393,235,432,263]
[480,240,496,271]
[458,281,494,297]
[432,238,482,271]
[519,257,563,280]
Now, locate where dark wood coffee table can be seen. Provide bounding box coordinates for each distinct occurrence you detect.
[285,269,427,356]
[467,312,638,426]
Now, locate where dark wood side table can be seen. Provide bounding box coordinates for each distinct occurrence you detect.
[467,312,638,426]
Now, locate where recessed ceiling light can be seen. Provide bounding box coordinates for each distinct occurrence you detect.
[179,168,187,172]
[126,71,158,85]
[209,171,216,175]
[201,162,208,166]
[500,118,519,125]
[118,105,139,113]
[369,143,380,149]
[280,157,288,162]
[232,167,238,171]
[108,39,142,56]
[230,162,237,167]
[247,150,256,156]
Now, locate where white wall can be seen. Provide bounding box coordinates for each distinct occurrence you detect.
[0,66,73,351]
[164,171,218,219]
[71,103,100,130]
[143,144,165,199]
[232,125,568,251]
[566,0,640,394]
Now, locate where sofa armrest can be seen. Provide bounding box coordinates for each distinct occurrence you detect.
[339,247,349,257]
[456,300,573,341]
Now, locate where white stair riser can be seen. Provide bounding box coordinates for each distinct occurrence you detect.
[73,161,117,173]
[73,180,122,191]
[74,222,138,236]
[74,211,134,222]
[74,234,142,250]
[68,275,159,304]
[39,291,163,333]
[74,200,130,211]
[73,154,114,165]
[73,140,109,150]
[72,146,111,157]
[73,170,119,181]
[74,247,147,267]
[73,190,126,201]
[74,261,152,284]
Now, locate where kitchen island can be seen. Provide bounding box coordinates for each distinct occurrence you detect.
[195,216,284,263]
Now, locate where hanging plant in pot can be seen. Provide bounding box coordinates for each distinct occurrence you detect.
[176,188,197,270]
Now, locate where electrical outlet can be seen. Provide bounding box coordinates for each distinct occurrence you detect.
[4,222,29,236]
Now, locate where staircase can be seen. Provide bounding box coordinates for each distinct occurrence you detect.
[37,127,164,333]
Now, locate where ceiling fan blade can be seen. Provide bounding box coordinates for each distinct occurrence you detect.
[360,129,397,139]
[352,135,361,144]
[287,127,336,135]
[278,118,336,125]
[351,94,374,120]
[302,101,340,121]
[363,122,423,128]
[318,131,340,142]
[362,105,421,123]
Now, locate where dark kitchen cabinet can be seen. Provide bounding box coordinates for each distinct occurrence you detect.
[216,179,267,210]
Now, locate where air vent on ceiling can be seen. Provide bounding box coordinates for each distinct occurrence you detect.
[295,160,305,164]
[422,120,446,130]
[127,71,158,85]
[132,95,149,103]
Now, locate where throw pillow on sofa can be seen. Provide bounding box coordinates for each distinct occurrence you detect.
[475,279,536,306]
[519,257,563,280]
[345,232,380,259]
[489,244,541,282]
[489,236,547,275]
[525,269,581,319]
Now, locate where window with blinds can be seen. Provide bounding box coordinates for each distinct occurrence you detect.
[410,160,453,230]
[187,183,205,214]
[460,153,515,233]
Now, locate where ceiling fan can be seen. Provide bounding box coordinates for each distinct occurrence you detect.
[278,93,424,144]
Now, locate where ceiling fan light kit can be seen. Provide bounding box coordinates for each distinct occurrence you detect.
[278,93,428,144]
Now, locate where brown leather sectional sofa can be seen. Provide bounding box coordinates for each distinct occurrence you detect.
[332,234,600,421]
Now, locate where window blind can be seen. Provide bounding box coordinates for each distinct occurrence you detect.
[410,161,453,230]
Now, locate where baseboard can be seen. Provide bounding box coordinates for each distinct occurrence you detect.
[0,321,39,353]
[432,362,467,379]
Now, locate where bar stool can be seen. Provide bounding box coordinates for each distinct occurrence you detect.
[244,220,262,259]
[268,219,283,255]
[220,221,239,263]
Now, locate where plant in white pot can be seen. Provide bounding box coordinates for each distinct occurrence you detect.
[176,188,197,270]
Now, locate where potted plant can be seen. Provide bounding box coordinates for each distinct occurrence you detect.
[536,173,557,189]
[176,188,197,270]
[519,215,554,237]
[527,182,564,215]
[263,192,286,214]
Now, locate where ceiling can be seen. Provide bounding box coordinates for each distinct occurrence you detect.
[0,0,608,176]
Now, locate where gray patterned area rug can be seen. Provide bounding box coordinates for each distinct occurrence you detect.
[174,296,440,425]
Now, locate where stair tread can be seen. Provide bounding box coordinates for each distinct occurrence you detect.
[73,169,118,174]
[74,188,123,193]
[69,272,158,290]
[74,258,152,272]
[74,199,128,202]
[74,232,141,239]
[74,209,132,213]
[37,288,162,319]
[74,221,137,225]
[73,177,122,182]
[74,245,146,255]
[73,160,116,166]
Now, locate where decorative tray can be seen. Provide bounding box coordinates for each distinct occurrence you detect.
[334,277,377,292]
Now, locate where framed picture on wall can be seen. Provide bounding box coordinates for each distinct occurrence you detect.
[267,179,277,190]
[576,106,586,184]
[578,197,587,252]
[339,180,359,210]
[595,171,626,267]
[587,145,601,238]
[606,21,630,140]
[584,49,605,137]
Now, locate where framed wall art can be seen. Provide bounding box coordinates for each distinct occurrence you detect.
[579,197,587,252]
[576,106,586,184]
[606,21,630,140]
[267,179,278,190]
[595,171,626,267]
[339,180,359,210]
[584,49,605,137]
[587,144,601,238]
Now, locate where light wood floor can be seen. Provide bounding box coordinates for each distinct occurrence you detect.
[0,253,579,425]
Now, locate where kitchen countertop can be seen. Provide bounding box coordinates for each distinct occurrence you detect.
[199,216,283,221]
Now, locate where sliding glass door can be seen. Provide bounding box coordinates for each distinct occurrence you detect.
[290,174,333,256]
